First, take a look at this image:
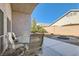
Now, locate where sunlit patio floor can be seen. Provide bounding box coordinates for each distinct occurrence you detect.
[40,37,79,56]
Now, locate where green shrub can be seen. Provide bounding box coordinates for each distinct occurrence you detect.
[31,19,47,33]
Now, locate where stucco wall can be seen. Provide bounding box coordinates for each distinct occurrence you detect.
[12,11,31,43]
[0,3,12,51]
[0,3,12,34]
[43,26,55,34]
[44,25,79,36]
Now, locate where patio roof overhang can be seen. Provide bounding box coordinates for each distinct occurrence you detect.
[11,3,37,14]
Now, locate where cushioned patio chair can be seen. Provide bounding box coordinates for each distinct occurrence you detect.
[26,33,44,56]
[1,32,25,56]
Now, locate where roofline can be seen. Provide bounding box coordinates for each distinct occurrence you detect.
[31,3,38,14]
[63,23,79,26]
[49,9,79,27]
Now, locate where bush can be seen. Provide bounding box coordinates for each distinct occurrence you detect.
[31,20,47,33]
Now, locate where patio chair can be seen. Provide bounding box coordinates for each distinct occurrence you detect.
[26,33,44,56]
[1,32,25,56]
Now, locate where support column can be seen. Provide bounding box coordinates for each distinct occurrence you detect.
[12,11,31,43]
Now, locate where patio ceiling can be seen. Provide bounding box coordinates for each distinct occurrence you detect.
[11,3,37,14]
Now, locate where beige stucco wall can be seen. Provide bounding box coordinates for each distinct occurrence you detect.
[44,25,79,36]
[12,11,31,43]
[12,11,31,36]
[43,26,55,34]
[54,25,79,36]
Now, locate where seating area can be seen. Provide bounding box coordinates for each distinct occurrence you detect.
[0,33,44,56]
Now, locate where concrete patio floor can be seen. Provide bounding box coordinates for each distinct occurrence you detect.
[40,37,79,56]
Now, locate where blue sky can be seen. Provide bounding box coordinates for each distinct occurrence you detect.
[31,3,79,25]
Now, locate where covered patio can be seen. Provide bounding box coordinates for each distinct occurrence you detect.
[0,3,39,55]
